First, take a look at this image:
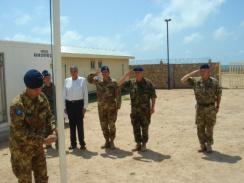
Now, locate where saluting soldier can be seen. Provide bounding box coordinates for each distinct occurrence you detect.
[181,64,222,153]
[119,66,157,152]
[87,66,121,149]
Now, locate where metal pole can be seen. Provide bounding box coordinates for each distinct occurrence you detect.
[52,0,68,182]
[165,19,171,90]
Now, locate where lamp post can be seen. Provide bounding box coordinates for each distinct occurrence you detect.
[165,18,171,90]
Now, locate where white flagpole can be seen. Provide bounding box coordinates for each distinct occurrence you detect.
[52,0,68,182]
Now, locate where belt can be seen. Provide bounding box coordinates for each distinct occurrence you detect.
[197,103,215,107]
[66,99,83,103]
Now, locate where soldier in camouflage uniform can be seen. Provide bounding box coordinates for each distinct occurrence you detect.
[88,66,121,149]
[119,66,157,152]
[9,69,57,183]
[181,64,222,153]
[42,70,58,149]
[42,70,56,115]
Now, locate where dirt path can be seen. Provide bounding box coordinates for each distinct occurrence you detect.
[1,89,244,183]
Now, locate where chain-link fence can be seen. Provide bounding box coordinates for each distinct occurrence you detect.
[221,62,244,89]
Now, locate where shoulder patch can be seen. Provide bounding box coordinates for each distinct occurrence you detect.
[95,76,102,81]
[15,107,24,116]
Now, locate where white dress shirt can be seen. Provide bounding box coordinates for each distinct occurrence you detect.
[63,76,88,109]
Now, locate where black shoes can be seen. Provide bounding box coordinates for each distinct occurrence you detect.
[68,146,77,150]
[132,143,141,152]
[80,145,87,151]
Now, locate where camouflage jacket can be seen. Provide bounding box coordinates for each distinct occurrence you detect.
[9,91,53,152]
[87,74,121,109]
[187,77,222,105]
[122,78,157,113]
[42,82,56,115]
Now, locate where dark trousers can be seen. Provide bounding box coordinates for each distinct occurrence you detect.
[66,100,85,147]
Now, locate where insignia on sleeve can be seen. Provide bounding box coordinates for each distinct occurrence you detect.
[95,76,101,81]
[15,108,23,116]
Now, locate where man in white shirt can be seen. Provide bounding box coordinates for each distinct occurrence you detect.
[64,65,88,150]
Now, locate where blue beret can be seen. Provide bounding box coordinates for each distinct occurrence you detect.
[101,66,110,72]
[42,70,50,77]
[24,69,43,89]
[200,64,210,69]
[133,66,144,72]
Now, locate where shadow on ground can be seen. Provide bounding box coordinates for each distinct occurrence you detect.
[45,147,60,158]
[68,148,98,159]
[202,150,242,164]
[133,149,171,162]
[100,148,133,159]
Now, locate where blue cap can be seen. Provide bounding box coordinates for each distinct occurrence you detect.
[24,69,43,89]
[133,66,144,72]
[101,66,110,72]
[42,70,50,77]
[200,64,210,69]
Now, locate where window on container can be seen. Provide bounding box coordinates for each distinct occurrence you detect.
[90,59,96,69]
[98,60,103,68]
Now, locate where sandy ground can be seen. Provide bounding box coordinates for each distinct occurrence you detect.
[0,89,244,183]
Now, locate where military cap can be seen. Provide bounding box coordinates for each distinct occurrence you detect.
[200,64,210,69]
[133,66,144,72]
[42,70,50,77]
[24,69,43,89]
[101,65,110,72]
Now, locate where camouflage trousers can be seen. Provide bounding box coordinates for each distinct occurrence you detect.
[10,146,48,183]
[130,111,151,144]
[196,105,217,146]
[98,104,118,141]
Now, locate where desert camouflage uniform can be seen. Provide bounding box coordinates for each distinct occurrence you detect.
[187,76,222,146]
[42,83,56,115]
[122,78,157,144]
[9,91,53,183]
[42,83,57,141]
[87,74,121,142]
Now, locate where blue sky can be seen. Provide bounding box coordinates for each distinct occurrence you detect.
[0,0,244,63]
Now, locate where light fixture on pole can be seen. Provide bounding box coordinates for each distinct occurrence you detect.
[165,18,171,90]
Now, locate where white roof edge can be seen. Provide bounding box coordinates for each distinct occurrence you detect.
[0,40,135,59]
[61,52,135,59]
[0,40,49,47]
[61,45,134,59]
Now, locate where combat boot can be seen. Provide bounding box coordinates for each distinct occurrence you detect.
[198,144,206,153]
[101,140,110,149]
[141,143,147,152]
[110,141,116,150]
[132,143,141,151]
[206,143,213,153]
